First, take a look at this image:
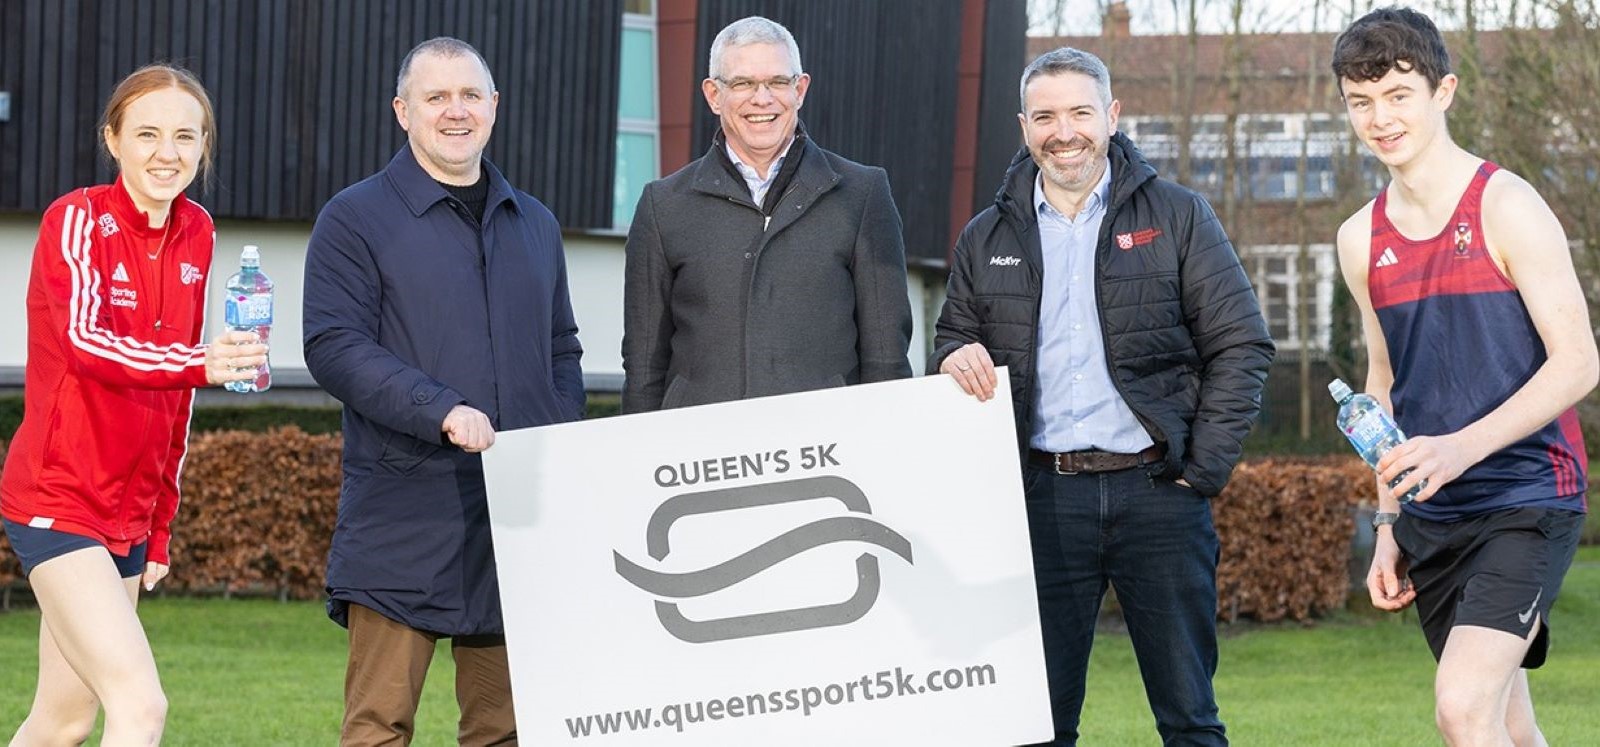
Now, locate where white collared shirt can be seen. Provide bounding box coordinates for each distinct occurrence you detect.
[1031,161,1153,454]
[725,137,796,207]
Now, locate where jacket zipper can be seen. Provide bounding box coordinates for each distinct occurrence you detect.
[761,181,805,232]
[1090,205,1166,453]
[1004,191,1165,458]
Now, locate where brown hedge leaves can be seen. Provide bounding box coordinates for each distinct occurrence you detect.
[1214,456,1374,622]
[166,427,343,599]
[1,434,1375,621]
[0,429,341,599]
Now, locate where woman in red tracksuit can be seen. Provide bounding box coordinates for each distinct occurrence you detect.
[0,65,266,744]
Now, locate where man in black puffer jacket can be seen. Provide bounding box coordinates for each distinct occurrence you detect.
[931,48,1273,746]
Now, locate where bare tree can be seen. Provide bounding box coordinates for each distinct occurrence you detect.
[1440,0,1600,441]
[1220,0,1247,233]
[1028,0,1109,36]
[1294,0,1329,440]
[1170,0,1204,184]
[1325,0,1371,389]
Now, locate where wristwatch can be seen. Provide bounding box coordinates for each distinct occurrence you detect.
[1371,511,1399,531]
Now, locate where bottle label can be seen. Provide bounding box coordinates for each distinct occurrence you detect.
[1346,409,1397,452]
[225,293,273,327]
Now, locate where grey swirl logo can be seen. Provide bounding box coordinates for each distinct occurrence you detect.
[614,475,914,643]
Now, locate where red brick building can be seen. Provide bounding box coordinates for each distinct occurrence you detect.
[1034,5,1520,366]
[1033,3,1389,360]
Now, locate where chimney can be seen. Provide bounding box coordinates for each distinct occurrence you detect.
[1104,1,1132,39]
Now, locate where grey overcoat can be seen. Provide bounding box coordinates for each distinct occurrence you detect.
[622,136,913,412]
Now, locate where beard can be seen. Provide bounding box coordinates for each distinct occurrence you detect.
[1033,135,1107,193]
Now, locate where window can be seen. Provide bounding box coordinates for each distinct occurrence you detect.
[1133,114,1366,203]
[1240,244,1336,355]
[1307,116,1347,135]
[1245,116,1287,136]
[1189,156,1225,196]
[1193,118,1228,137]
[1243,155,1338,201]
[614,3,659,228]
[1248,156,1295,200]
[1132,117,1174,137]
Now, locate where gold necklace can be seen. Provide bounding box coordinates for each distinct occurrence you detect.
[146,219,172,261]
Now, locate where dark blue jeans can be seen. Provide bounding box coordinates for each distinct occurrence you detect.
[1022,464,1226,746]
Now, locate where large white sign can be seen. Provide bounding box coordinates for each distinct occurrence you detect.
[483,372,1052,745]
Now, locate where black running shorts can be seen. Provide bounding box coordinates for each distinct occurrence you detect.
[1394,505,1584,669]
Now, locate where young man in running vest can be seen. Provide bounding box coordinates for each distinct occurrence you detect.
[1332,7,1595,744]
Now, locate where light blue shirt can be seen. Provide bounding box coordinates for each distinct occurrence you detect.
[726,137,795,207]
[1031,163,1154,453]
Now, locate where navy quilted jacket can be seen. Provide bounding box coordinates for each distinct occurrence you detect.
[931,134,1273,496]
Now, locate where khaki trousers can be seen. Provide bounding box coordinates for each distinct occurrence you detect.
[342,603,517,746]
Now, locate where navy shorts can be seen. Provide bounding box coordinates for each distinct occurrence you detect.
[2,517,148,579]
[1395,506,1584,669]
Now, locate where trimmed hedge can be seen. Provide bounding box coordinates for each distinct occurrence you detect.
[165,428,342,598]
[1213,457,1373,622]
[0,431,1382,622]
[0,430,342,600]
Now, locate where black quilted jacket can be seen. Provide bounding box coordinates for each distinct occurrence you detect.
[931,134,1274,496]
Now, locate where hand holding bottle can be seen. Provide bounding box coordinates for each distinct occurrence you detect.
[204,330,266,385]
[1328,379,1427,502]
[1374,433,1475,504]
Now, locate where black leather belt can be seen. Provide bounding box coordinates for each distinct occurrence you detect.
[1028,444,1165,475]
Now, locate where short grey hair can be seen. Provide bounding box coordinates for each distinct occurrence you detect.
[396,37,496,98]
[708,16,803,80]
[1019,47,1112,110]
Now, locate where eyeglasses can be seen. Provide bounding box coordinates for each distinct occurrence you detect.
[715,75,798,96]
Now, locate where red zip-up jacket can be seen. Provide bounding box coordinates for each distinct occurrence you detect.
[1,178,214,565]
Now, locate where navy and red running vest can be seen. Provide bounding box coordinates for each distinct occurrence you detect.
[1368,161,1587,521]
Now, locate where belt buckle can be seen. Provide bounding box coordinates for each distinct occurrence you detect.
[1052,453,1079,476]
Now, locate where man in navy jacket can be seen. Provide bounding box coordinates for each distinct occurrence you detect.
[934,48,1271,745]
[303,37,583,745]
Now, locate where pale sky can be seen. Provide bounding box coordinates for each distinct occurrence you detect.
[1028,0,1557,36]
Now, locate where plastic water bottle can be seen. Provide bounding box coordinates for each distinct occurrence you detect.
[223,245,272,393]
[1329,378,1424,502]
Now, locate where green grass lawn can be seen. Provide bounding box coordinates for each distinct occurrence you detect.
[0,599,461,744]
[2,547,1597,744]
[1082,545,1600,745]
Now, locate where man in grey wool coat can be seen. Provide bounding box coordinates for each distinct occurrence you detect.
[621,15,913,413]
